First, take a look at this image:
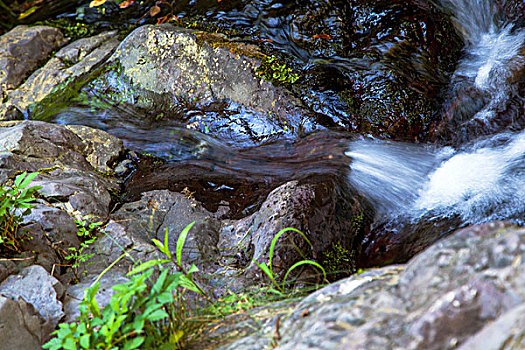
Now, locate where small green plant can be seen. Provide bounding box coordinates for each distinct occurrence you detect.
[254,228,327,294]
[0,172,41,253]
[320,241,355,281]
[256,55,300,86]
[44,221,206,350]
[65,220,103,270]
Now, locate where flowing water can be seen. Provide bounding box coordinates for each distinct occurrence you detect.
[44,0,524,257]
[347,0,524,229]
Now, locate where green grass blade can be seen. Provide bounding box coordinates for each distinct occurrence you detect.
[176,221,195,267]
[269,228,312,267]
[282,260,327,289]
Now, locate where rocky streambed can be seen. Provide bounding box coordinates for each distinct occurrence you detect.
[0,11,524,350]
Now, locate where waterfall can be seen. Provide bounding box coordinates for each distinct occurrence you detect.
[347,0,525,225]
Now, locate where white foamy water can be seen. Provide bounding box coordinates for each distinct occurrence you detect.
[347,131,525,225]
[414,131,525,224]
[346,139,440,217]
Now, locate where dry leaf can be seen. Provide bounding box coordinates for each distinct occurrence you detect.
[119,0,135,8]
[312,33,332,40]
[149,5,161,16]
[89,0,107,7]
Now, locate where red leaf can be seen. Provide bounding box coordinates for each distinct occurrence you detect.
[312,33,332,40]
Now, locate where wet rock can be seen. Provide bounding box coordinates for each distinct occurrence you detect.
[220,222,525,350]
[102,24,315,145]
[0,30,119,119]
[0,265,65,336]
[0,295,44,350]
[0,25,67,93]
[111,189,220,265]
[216,177,370,290]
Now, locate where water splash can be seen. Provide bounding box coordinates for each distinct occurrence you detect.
[439,0,525,140]
[346,139,440,217]
[415,130,525,224]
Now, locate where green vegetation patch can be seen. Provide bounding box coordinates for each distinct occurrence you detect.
[256,55,301,87]
[0,172,41,254]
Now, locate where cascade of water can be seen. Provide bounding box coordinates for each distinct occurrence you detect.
[438,0,525,140]
[346,140,441,217]
[347,0,524,226]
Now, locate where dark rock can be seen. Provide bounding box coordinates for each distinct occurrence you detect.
[0,295,44,350]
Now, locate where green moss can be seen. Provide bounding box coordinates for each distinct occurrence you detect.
[35,18,95,41]
[255,55,300,86]
[320,241,356,281]
[37,165,60,175]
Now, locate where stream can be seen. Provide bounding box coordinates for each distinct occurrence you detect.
[42,0,524,265]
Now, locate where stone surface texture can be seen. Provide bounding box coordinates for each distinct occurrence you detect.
[0,25,67,93]
[0,295,44,350]
[222,222,525,349]
[0,265,64,336]
[0,28,119,119]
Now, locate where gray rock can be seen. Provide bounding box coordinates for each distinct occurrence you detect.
[66,123,124,173]
[103,24,314,145]
[220,222,525,350]
[111,189,220,265]
[0,265,65,335]
[63,272,129,322]
[0,121,120,219]
[0,25,67,92]
[0,295,44,350]
[457,302,525,350]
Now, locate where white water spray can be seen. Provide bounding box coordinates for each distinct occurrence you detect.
[347,0,525,225]
[346,140,441,216]
[415,131,525,224]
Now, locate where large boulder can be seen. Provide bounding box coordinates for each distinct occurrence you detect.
[95,24,316,146]
[220,222,525,349]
